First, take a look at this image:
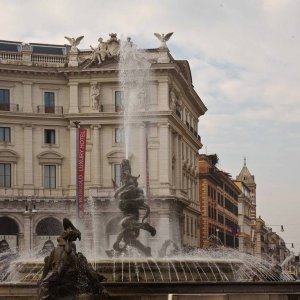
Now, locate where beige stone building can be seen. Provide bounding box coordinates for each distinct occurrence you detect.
[0,35,206,255]
[255,216,297,276]
[236,159,257,254]
[234,180,253,254]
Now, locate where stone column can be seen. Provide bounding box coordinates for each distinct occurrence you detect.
[138,123,146,188]
[159,124,170,185]
[68,82,79,113]
[69,126,77,195]
[23,214,31,251]
[23,124,33,193]
[22,81,33,113]
[91,125,101,187]
[157,80,169,110]
[178,135,182,190]
[174,133,181,190]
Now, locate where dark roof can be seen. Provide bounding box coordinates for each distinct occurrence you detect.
[31,45,65,55]
[0,42,20,52]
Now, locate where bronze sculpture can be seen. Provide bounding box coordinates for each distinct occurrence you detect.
[109,159,156,257]
[38,218,107,299]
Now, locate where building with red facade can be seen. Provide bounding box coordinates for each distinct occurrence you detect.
[198,154,240,249]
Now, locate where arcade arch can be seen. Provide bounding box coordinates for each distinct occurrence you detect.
[0,216,19,251]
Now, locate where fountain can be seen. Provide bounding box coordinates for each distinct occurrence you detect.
[0,36,299,299]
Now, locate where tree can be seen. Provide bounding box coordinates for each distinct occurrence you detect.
[207,154,219,166]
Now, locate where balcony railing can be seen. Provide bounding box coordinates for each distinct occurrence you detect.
[37,105,63,114]
[91,104,125,113]
[0,51,22,61]
[0,50,66,67]
[0,103,19,112]
[31,54,66,65]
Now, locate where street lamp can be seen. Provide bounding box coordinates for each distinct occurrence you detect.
[285,243,294,249]
[24,198,38,254]
[266,225,284,232]
[73,121,80,218]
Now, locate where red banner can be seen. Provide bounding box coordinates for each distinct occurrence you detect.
[78,128,87,218]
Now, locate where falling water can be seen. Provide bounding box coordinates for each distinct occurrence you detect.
[1,247,296,284]
[118,38,151,159]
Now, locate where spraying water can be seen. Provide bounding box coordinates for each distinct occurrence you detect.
[118,37,151,159]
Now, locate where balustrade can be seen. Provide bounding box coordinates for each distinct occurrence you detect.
[37,105,63,114]
[0,103,19,112]
[0,51,22,61]
[0,50,67,66]
[31,54,66,64]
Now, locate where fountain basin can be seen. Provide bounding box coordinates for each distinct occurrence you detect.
[7,258,243,283]
[2,281,300,299]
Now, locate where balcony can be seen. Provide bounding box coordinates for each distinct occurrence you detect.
[0,50,66,67]
[0,51,22,62]
[37,105,63,114]
[90,104,125,113]
[0,103,19,112]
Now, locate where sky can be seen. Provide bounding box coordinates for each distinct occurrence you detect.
[1,0,300,252]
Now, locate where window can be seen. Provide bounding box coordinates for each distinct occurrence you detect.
[114,164,121,188]
[0,89,10,111]
[0,163,11,187]
[114,127,124,144]
[0,127,10,142]
[115,91,124,112]
[44,165,56,189]
[44,92,55,113]
[44,129,55,144]
[186,216,189,236]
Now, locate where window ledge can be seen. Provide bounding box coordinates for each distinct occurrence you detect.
[0,142,13,146]
[42,144,59,148]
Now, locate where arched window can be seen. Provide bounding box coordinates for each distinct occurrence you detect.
[0,216,19,250]
[0,216,19,235]
[36,217,63,236]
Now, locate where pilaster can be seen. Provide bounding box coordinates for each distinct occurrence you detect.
[22,81,33,113]
[138,123,146,187]
[69,125,77,194]
[68,82,79,113]
[23,214,31,252]
[91,125,101,187]
[158,123,170,185]
[23,124,33,192]
[157,80,169,110]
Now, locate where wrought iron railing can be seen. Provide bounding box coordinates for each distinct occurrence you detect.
[0,103,19,112]
[37,105,63,114]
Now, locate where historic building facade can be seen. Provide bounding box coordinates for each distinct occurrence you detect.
[0,34,207,254]
[198,154,240,249]
[236,158,257,254]
[234,180,253,254]
[236,158,256,222]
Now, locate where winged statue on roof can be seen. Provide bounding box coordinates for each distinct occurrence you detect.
[154,32,173,49]
[64,36,84,52]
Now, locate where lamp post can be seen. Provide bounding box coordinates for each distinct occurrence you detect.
[24,198,37,255]
[73,121,80,219]
[266,225,284,232]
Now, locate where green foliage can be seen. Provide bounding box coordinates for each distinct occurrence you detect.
[208,154,219,166]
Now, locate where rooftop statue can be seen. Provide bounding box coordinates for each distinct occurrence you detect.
[64,36,84,52]
[154,32,174,49]
[84,34,120,68]
[38,218,107,299]
[107,159,156,257]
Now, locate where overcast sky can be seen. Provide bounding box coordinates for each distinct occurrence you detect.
[1,0,299,252]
